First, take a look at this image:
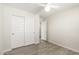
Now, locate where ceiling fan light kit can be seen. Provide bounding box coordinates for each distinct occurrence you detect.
[45,6,51,12]
[44,3,60,12]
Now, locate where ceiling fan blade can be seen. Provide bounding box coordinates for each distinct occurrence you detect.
[37,4,46,7]
[38,3,59,8]
[50,5,60,8]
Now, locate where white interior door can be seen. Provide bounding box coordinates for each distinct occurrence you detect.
[11,15,25,49]
[41,20,47,41]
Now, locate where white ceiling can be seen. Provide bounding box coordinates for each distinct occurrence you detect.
[2,3,79,18]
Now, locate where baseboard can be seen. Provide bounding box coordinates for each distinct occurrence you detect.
[1,49,12,55]
[48,40,79,53]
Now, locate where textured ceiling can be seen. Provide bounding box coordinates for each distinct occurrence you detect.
[3,3,43,14]
[2,3,79,18]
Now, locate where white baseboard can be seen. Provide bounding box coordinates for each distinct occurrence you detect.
[1,49,12,55]
[48,40,79,53]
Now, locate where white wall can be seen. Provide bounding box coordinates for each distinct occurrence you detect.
[47,7,79,52]
[2,5,40,53]
[0,4,3,54]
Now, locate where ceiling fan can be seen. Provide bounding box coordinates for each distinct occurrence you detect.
[38,3,60,12]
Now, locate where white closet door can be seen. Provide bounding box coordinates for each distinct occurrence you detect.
[11,15,25,49]
[25,15,35,45]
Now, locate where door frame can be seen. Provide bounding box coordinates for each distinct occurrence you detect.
[40,19,48,42]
